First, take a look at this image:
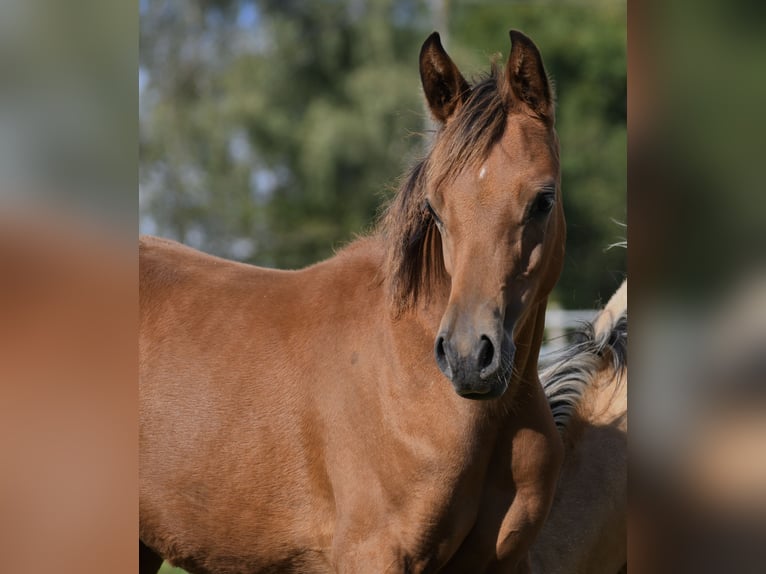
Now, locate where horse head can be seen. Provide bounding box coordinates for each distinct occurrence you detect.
[418,31,565,399]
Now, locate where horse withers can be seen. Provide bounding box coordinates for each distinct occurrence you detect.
[140,29,565,574]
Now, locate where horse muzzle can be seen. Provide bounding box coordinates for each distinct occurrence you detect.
[434,330,514,400]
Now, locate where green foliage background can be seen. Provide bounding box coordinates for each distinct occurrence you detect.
[140,0,625,308]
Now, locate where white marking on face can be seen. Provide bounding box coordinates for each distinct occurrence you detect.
[478,164,488,181]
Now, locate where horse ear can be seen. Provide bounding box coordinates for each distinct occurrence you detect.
[419,32,470,124]
[505,30,553,120]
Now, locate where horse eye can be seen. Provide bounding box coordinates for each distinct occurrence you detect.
[530,191,555,219]
[425,200,443,227]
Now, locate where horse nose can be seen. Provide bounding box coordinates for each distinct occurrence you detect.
[434,332,500,382]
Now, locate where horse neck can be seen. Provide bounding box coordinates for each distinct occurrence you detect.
[509,299,549,391]
[585,279,627,429]
[568,330,626,432]
[577,365,627,430]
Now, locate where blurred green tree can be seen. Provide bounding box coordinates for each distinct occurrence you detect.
[140,0,625,307]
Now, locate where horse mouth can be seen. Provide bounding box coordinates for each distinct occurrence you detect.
[449,345,513,400]
[455,379,508,400]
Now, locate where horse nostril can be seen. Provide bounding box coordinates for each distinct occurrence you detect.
[435,335,446,362]
[436,337,445,359]
[477,335,495,372]
[434,335,450,376]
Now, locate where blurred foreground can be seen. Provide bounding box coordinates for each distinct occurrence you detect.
[629,0,766,570]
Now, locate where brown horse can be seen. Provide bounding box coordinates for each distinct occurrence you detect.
[140,30,565,574]
[532,280,627,574]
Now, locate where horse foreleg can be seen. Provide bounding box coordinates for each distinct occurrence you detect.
[333,536,436,574]
[334,547,404,574]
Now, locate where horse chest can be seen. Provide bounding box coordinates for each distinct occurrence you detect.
[323,428,506,572]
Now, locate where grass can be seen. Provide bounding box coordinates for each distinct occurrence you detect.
[158,562,188,574]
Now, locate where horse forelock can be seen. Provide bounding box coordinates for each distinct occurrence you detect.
[378,65,511,314]
[541,305,627,433]
[430,63,509,187]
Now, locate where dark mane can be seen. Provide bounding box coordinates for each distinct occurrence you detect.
[378,64,509,313]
